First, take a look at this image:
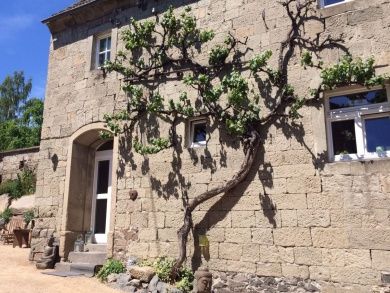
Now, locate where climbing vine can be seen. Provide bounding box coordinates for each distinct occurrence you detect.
[103,0,387,277]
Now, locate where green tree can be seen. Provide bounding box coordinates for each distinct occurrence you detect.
[0,71,32,121]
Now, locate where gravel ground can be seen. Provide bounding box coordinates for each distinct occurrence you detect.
[0,245,120,293]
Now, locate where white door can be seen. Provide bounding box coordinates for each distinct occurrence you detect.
[91,149,112,244]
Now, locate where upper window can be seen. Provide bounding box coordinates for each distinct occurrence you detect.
[325,87,390,162]
[320,0,348,7]
[95,35,111,68]
[189,119,207,148]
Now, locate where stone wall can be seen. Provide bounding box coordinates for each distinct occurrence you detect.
[0,147,40,182]
[35,0,390,288]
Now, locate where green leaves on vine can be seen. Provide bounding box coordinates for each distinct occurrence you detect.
[133,137,170,155]
[249,50,272,72]
[321,55,386,89]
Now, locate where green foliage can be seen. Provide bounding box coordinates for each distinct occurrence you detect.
[249,50,273,72]
[0,71,32,122]
[96,259,125,282]
[140,257,194,292]
[321,55,387,89]
[0,168,36,199]
[23,209,35,224]
[0,72,44,152]
[0,208,13,224]
[133,137,170,155]
[300,50,313,69]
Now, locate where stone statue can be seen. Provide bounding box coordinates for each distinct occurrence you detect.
[194,267,212,293]
[36,236,57,270]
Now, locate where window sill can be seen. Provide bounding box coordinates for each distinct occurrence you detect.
[333,154,390,163]
[319,1,355,18]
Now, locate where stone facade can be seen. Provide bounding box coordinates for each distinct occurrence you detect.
[35,0,390,288]
[0,147,40,182]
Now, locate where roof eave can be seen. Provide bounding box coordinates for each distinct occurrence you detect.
[41,0,97,24]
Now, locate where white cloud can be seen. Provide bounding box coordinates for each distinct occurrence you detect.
[0,14,36,40]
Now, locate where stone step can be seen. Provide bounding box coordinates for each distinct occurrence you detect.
[54,262,100,277]
[84,244,107,253]
[68,251,107,265]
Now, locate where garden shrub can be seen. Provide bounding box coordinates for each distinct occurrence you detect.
[97,259,125,282]
[141,257,194,292]
[0,208,13,224]
[0,168,36,199]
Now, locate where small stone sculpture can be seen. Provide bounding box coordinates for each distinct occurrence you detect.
[36,236,57,270]
[194,267,212,293]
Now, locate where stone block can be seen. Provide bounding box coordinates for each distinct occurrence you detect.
[281,210,298,227]
[225,260,257,273]
[282,264,309,279]
[349,229,390,250]
[241,244,260,262]
[372,250,390,271]
[251,228,274,245]
[311,228,349,248]
[128,266,155,283]
[297,210,331,228]
[273,228,312,247]
[256,263,282,277]
[259,246,294,264]
[231,211,256,228]
[294,247,322,266]
[224,228,251,244]
[219,243,242,261]
[286,176,321,194]
[309,266,330,281]
[330,267,380,285]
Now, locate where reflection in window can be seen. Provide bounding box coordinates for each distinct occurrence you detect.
[329,89,387,110]
[323,0,345,6]
[190,120,207,147]
[365,116,390,152]
[331,120,357,155]
[97,160,110,194]
[97,36,111,68]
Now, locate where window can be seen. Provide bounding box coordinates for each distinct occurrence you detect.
[320,0,348,7]
[325,86,390,161]
[95,35,111,68]
[189,119,207,148]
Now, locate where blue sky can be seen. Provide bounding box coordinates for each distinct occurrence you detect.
[0,0,76,99]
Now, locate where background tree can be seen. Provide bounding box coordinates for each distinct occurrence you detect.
[0,72,44,151]
[103,0,387,276]
[0,71,32,122]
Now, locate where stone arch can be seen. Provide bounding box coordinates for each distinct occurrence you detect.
[59,123,116,259]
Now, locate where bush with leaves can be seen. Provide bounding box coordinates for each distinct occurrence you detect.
[0,168,36,199]
[0,208,13,224]
[23,209,35,226]
[96,259,126,282]
[140,257,194,292]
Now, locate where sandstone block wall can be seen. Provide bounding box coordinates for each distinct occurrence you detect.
[35,0,390,287]
[0,147,40,182]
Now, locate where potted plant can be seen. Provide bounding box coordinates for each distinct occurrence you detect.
[376,146,386,157]
[339,150,351,161]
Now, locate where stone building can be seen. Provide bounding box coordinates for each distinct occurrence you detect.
[33,0,390,288]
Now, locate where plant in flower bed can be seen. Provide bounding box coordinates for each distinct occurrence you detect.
[140,257,194,292]
[0,167,36,200]
[103,0,388,277]
[97,259,126,282]
[0,208,13,224]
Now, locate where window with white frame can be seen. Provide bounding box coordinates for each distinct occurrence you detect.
[325,86,390,161]
[189,119,207,148]
[320,0,348,8]
[95,34,111,68]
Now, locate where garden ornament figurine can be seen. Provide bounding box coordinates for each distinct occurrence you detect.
[36,235,57,269]
[194,267,212,293]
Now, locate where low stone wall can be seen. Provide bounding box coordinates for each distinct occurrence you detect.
[0,146,40,182]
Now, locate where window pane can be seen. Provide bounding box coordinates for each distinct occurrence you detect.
[99,38,107,52]
[97,160,110,194]
[94,199,107,234]
[98,53,106,66]
[365,116,390,152]
[324,0,344,6]
[107,37,111,50]
[193,122,206,143]
[329,89,387,110]
[106,51,111,62]
[331,120,357,155]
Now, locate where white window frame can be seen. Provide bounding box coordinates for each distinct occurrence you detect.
[325,85,390,162]
[319,0,351,8]
[188,118,207,148]
[95,33,112,69]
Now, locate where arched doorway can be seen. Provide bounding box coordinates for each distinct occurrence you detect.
[59,123,116,260]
